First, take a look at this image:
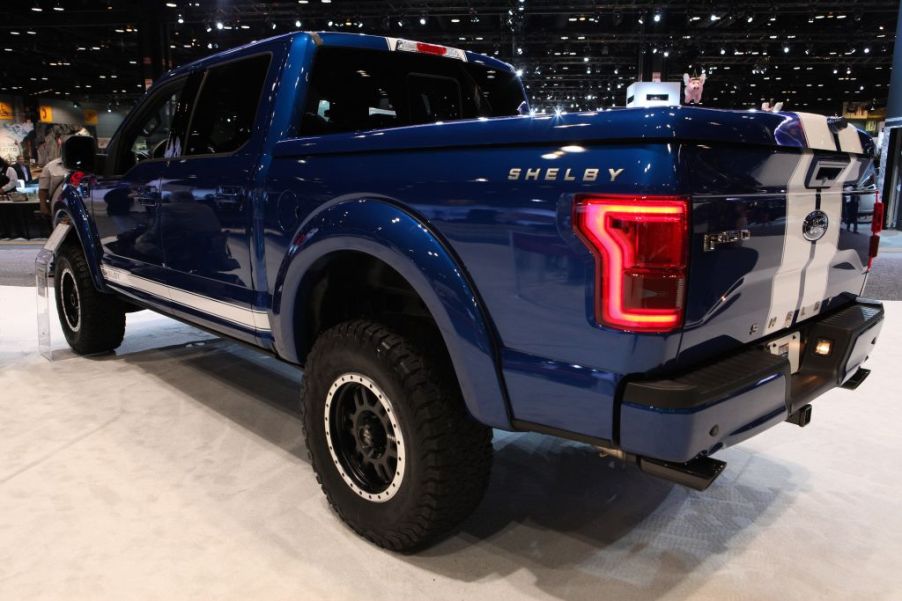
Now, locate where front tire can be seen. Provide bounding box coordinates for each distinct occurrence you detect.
[301,320,493,551]
[54,244,126,354]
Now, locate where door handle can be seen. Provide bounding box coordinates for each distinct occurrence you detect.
[131,185,159,207]
[215,186,244,208]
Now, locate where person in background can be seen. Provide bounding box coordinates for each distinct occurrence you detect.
[13,155,33,184]
[37,156,69,217]
[1,157,19,194]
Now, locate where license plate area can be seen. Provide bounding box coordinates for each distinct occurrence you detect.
[765,332,801,374]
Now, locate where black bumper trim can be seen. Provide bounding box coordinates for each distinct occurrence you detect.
[622,299,884,415]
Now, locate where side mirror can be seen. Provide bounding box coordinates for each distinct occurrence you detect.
[61,136,97,172]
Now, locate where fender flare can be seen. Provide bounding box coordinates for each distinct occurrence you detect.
[271,198,512,429]
[52,182,107,291]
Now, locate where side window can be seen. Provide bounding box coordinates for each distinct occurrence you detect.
[117,79,185,173]
[299,47,526,136]
[301,61,401,135]
[185,54,270,156]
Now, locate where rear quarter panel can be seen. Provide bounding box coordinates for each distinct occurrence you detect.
[266,135,687,440]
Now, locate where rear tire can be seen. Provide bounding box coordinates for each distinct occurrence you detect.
[54,244,126,355]
[301,320,493,551]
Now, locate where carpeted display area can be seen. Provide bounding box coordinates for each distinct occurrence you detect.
[0,284,900,601]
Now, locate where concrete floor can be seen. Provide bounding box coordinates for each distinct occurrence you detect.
[1,284,902,601]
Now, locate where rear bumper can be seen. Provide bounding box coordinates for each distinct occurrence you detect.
[619,299,884,463]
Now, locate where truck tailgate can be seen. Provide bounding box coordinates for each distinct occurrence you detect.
[679,116,876,364]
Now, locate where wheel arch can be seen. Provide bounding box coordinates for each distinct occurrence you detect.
[271,198,512,429]
[51,183,107,291]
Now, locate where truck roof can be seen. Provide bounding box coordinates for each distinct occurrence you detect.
[163,31,514,82]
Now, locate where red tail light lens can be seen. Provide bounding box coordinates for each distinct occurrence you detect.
[415,42,448,56]
[868,192,884,270]
[872,199,884,235]
[575,195,689,333]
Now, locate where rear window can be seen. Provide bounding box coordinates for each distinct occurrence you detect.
[299,46,525,136]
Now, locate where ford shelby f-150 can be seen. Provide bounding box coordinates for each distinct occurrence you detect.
[50,32,885,551]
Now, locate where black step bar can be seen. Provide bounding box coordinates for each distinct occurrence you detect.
[636,455,727,491]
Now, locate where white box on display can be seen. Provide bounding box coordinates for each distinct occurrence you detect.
[626,81,682,108]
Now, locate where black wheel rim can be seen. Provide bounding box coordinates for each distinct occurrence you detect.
[325,374,404,502]
[60,268,81,332]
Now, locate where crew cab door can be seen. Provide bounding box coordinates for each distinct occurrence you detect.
[157,54,272,342]
[89,76,188,277]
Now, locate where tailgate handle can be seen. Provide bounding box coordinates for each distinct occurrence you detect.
[806,159,849,189]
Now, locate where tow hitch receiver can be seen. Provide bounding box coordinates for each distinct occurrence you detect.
[786,404,813,427]
[637,455,727,491]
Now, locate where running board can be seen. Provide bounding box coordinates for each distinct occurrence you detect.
[636,455,727,491]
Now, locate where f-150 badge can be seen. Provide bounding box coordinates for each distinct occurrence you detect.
[508,167,625,182]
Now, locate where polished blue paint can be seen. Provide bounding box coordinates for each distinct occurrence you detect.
[619,372,789,463]
[265,198,509,428]
[54,180,106,290]
[56,31,878,460]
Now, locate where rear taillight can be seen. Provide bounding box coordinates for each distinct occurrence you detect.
[869,191,884,270]
[575,195,688,333]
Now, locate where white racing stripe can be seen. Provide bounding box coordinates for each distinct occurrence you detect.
[837,126,864,154]
[764,154,816,335]
[797,161,857,313]
[765,113,867,334]
[100,265,271,332]
[795,112,837,152]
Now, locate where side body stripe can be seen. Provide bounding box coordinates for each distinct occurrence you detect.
[101,265,271,332]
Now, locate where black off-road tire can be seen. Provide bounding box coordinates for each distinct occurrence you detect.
[301,320,493,551]
[54,243,126,355]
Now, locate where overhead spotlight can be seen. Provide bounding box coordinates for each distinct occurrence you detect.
[515,68,524,77]
[747,15,754,23]
[295,20,301,27]
[864,47,871,54]
[215,21,223,29]
[653,13,661,23]
[720,47,726,55]
[710,13,720,21]
[177,15,184,23]
[783,45,790,53]
[419,17,426,25]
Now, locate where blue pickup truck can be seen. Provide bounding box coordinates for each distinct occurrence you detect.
[52,32,885,551]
